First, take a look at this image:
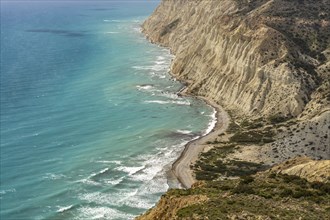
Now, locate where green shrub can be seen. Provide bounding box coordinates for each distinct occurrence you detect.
[195,171,218,181]
[232,184,255,194]
[281,174,307,186]
[268,115,288,124]
[240,175,255,184]
[292,189,313,198]
[280,188,294,197]
[268,173,277,178]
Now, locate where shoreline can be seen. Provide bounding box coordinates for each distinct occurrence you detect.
[171,88,230,188]
[142,29,230,189]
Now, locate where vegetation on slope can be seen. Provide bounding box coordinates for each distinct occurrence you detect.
[173,173,330,219]
[139,0,330,218]
[137,115,330,219]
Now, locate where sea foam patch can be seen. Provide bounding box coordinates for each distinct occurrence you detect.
[0,188,16,195]
[176,129,192,134]
[56,205,74,213]
[103,176,124,186]
[144,100,190,106]
[132,65,168,72]
[42,173,66,180]
[115,166,145,176]
[136,84,154,91]
[89,168,110,179]
[105,31,120,34]
[203,108,217,136]
[76,206,134,220]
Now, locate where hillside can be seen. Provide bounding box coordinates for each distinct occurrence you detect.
[139,0,330,219]
[142,0,329,165]
[137,158,330,219]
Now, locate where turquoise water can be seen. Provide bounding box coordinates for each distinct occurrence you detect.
[0,1,214,219]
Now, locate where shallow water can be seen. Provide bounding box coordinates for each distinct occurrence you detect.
[0,1,214,219]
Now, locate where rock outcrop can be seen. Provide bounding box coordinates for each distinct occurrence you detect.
[268,156,330,182]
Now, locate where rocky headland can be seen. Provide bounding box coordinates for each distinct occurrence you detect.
[139,0,330,219]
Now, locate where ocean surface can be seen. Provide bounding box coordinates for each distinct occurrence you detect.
[0,1,215,219]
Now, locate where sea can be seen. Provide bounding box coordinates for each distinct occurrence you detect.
[0,1,215,219]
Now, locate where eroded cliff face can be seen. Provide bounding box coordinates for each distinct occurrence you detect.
[139,1,330,217]
[268,157,330,183]
[143,0,330,163]
[142,0,329,119]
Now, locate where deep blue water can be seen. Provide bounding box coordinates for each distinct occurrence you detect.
[0,1,214,219]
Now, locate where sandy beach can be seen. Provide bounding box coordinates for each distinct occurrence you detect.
[172,90,230,188]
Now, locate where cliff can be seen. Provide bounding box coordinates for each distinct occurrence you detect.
[143,0,329,118]
[142,0,330,163]
[140,0,330,219]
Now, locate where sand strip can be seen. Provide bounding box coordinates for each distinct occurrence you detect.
[172,90,230,188]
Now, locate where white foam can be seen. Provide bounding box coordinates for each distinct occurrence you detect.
[132,65,167,72]
[0,188,16,195]
[144,100,190,106]
[133,27,142,32]
[77,206,134,220]
[104,19,123,23]
[103,177,124,185]
[79,189,155,210]
[116,166,145,176]
[121,195,156,209]
[77,141,193,213]
[159,92,179,99]
[89,168,109,178]
[173,100,190,105]
[95,160,121,165]
[203,108,217,136]
[99,168,109,174]
[42,173,66,180]
[79,189,139,206]
[75,168,111,185]
[144,100,168,104]
[176,130,192,134]
[129,141,190,184]
[56,205,73,213]
[134,177,169,196]
[136,85,154,91]
[129,164,161,182]
[105,31,119,34]
[76,179,101,186]
[43,158,62,162]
